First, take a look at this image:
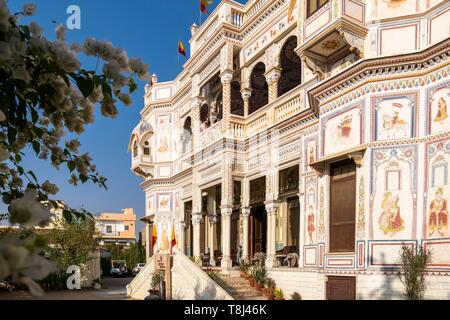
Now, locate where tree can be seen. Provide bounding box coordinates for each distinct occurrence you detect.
[105,243,145,270]
[399,244,433,300]
[45,214,97,284]
[0,1,149,295]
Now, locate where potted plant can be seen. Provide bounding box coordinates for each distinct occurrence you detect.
[273,288,285,301]
[238,259,249,278]
[264,278,276,299]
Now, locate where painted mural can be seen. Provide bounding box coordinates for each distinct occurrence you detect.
[322,103,363,156]
[157,194,172,212]
[427,81,450,135]
[426,137,450,239]
[305,176,318,244]
[156,125,172,162]
[372,92,418,141]
[370,145,418,240]
[304,134,318,169]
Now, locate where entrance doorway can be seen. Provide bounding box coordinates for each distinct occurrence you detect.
[326,276,356,300]
[250,204,267,258]
[184,201,193,256]
[330,159,356,252]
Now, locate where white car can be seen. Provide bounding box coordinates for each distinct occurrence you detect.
[132,263,146,276]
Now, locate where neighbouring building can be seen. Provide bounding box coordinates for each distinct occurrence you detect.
[129,0,450,299]
[95,208,137,246]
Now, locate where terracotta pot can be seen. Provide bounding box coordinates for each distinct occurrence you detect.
[255,283,262,290]
[274,297,285,301]
[248,278,255,287]
[240,272,245,278]
[267,294,274,301]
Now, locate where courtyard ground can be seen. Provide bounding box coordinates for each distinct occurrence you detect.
[0,277,134,300]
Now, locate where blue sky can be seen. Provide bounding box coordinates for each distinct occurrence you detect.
[3,0,246,232]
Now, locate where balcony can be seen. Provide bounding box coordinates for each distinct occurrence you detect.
[230,80,315,139]
[131,154,154,179]
[296,0,368,79]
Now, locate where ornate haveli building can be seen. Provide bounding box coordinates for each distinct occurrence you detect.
[129,0,450,299]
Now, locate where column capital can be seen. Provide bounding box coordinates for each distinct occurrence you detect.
[264,201,279,215]
[191,213,203,225]
[241,207,251,217]
[264,67,282,85]
[220,206,233,218]
[220,70,233,84]
[241,88,252,100]
[208,215,217,224]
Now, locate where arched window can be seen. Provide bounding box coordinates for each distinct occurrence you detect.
[278,36,301,97]
[133,141,138,158]
[143,141,151,156]
[231,81,244,116]
[183,117,193,154]
[249,62,268,114]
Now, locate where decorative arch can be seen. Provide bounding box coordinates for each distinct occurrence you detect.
[278,36,302,97]
[249,62,268,114]
[133,140,138,158]
[183,116,193,154]
[231,81,244,116]
[200,104,211,132]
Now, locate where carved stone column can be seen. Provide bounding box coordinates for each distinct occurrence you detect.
[241,207,251,262]
[264,201,279,268]
[191,99,202,149]
[241,88,252,117]
[179,221,186,255]
[192,213,203,263]
[265,68,281,103]
[208,215,217,266]
[221,206,233,269]
[220,71,233,133]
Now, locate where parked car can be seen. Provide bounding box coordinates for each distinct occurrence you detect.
[132,263,146,276]
[110,260,128,277]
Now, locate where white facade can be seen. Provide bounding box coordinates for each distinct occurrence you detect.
[130,0,450,299]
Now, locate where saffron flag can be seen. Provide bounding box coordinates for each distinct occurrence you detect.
[178,40,186,57]
[170,224,177,255]
[200,0,213,14]
[288,0,297,22]
[152,224,157,248]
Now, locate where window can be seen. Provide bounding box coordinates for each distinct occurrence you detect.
[125,226,129,231]
[143,141,150,156]
[307,0,329,18]
[106,225,112,233]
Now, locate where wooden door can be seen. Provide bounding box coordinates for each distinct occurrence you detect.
[326,276,356,300]
[330,160,356,252]
[250,205,267,257]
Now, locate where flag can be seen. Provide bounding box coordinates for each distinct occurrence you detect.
[200,0,213,14]
[178,40,186,57]
[170,223,177,255]
[288,0,297,22]
[152,224,157,248]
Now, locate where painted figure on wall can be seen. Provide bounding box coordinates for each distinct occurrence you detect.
[160,228,170,253]
[379,103,409,140]
[378,192,405,236]
[334,114,353,145]
[307,205,315,244]
[434,97,448,123]
[157,135,169,153]
[307,141,316,164]
[428,188,448,237]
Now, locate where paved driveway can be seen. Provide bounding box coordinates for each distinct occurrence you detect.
[0,277,135,300]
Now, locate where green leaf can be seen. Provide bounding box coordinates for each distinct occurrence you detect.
[63,210,73,223]
[67,161,76,172]
[75,76,95,98]
[79,175,88,183]
[32,141,40,155]
[7,127,17,145]
[129,77,137,94]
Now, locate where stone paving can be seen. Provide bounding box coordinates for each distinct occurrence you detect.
[0,277,134,300]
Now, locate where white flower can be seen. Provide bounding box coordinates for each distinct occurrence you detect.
[9,189,52,227]
[29,22,42,38]
[100,93,118,118]
[23,4,37,16]
[55,24,66,41]
[0,110,5,122]
[41,180,59,195]
[118,92,132,106]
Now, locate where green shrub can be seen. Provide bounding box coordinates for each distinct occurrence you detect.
[399,244,432,300]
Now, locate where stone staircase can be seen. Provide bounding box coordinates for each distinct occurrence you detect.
[214,271,268,300]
